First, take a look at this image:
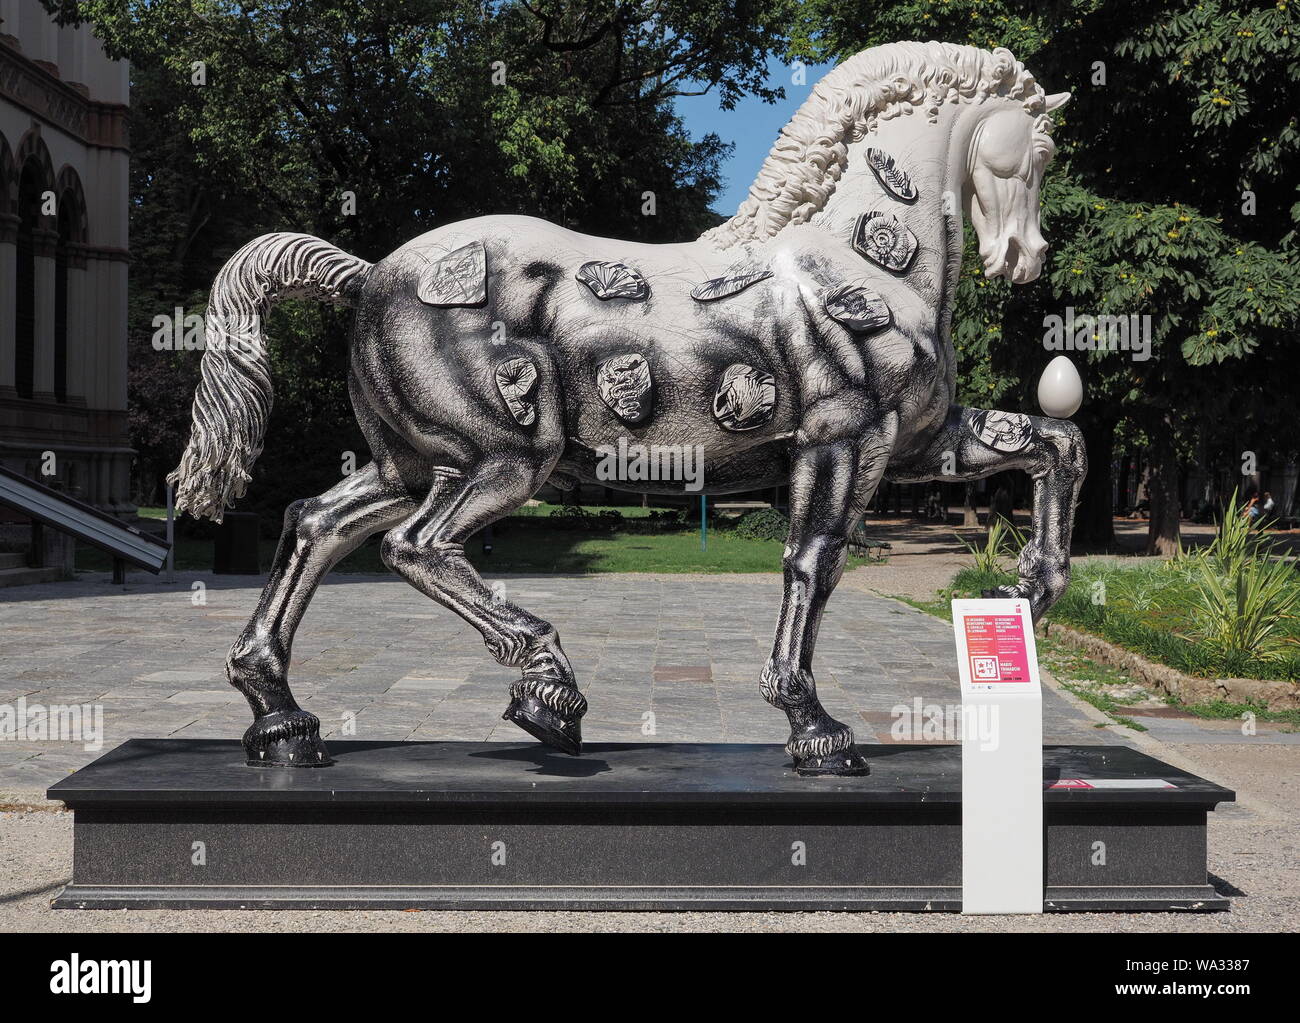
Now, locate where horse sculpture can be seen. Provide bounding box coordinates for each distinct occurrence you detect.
[171,40,1086,776]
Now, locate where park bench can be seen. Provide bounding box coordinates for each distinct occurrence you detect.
[848,522,892,561]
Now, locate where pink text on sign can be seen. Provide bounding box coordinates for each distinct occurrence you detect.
[962,613,1031,684]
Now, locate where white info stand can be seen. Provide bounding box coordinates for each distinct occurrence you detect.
[951,598,1043,914]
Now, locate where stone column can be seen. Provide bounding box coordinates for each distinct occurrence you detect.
[65,242,88,405]
[107,258,128,413]
[0,212,17,397]
[85,252,104,411]
[96,451,111,510]
[31,226,58,403]
[112,450,132,514]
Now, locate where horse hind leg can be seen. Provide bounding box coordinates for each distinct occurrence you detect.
[230,463,414,766]
[380,458,586,755]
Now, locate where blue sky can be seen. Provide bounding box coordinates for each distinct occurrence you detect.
[674,56,836,216]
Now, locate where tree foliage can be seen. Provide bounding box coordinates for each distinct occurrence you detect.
[46,0,793,511]
[790,0,1300,549]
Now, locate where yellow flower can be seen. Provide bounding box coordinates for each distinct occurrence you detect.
[1167,229,1180,238]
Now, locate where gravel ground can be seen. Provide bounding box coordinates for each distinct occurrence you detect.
[845,553,968,605]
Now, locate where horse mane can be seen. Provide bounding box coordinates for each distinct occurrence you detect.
[701,41,1046,251]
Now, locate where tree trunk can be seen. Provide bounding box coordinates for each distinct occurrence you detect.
[963,482,979,527]
[1146,411,1181,555]
[1074,416,1115,546]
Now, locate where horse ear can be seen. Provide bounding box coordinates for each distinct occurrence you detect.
[1044,92,1071,113]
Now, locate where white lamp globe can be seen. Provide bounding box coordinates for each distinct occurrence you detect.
[1037,355,1083,418]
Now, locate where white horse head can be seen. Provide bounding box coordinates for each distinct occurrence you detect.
[965,91,1070,283]
[703,42,1068,286]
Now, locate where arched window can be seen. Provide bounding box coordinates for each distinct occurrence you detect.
[13,133,58,402]
[14,161,40,400]
[53,168,88,406]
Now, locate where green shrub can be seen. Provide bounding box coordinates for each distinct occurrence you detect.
[734,508,789,541]
[646,507,689,531]
[1189,489,1258,575]
[546,506,621,531]
[955,516,1024,574]
[951,565,1015,596]
[1188,544,1300,671]
[1025,535,1300,682]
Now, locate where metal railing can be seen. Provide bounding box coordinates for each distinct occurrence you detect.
[0,465,170,578]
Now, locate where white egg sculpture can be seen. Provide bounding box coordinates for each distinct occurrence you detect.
[1037,355,1083,418]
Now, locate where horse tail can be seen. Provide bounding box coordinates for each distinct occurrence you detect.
[168,232,372,521]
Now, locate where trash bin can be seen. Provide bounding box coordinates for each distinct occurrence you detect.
[214,512,260,574]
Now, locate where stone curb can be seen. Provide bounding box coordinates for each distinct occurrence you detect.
[1039,622,1299,712]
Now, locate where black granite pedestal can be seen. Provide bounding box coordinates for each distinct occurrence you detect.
[47,739,1234,911]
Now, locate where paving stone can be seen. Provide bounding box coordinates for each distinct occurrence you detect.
[0,571,1152,792]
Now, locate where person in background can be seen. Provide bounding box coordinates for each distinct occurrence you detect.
[1261,492,1276,520]
[1242,492,1260,526]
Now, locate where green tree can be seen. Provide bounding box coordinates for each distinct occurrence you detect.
[791,0,1300,553]
[48,0,794,514]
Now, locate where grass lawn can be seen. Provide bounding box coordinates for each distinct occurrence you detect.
[897,554,1300,726]
[85,504,878,575]
[133,501,661,522]
[897,581,1300,727]
[941,559,1300,683]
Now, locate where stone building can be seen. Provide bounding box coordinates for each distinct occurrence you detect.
[0,0,131,514]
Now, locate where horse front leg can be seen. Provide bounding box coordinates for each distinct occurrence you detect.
[765,425,895,776]
[890,405,1086,621]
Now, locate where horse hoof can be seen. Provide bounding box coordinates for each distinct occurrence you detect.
[503,695,582,756]
[245,734,334,768]
[792,743,870,777]
[243,710,334,768]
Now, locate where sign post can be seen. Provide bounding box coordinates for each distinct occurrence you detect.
[952,597,1043,914]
